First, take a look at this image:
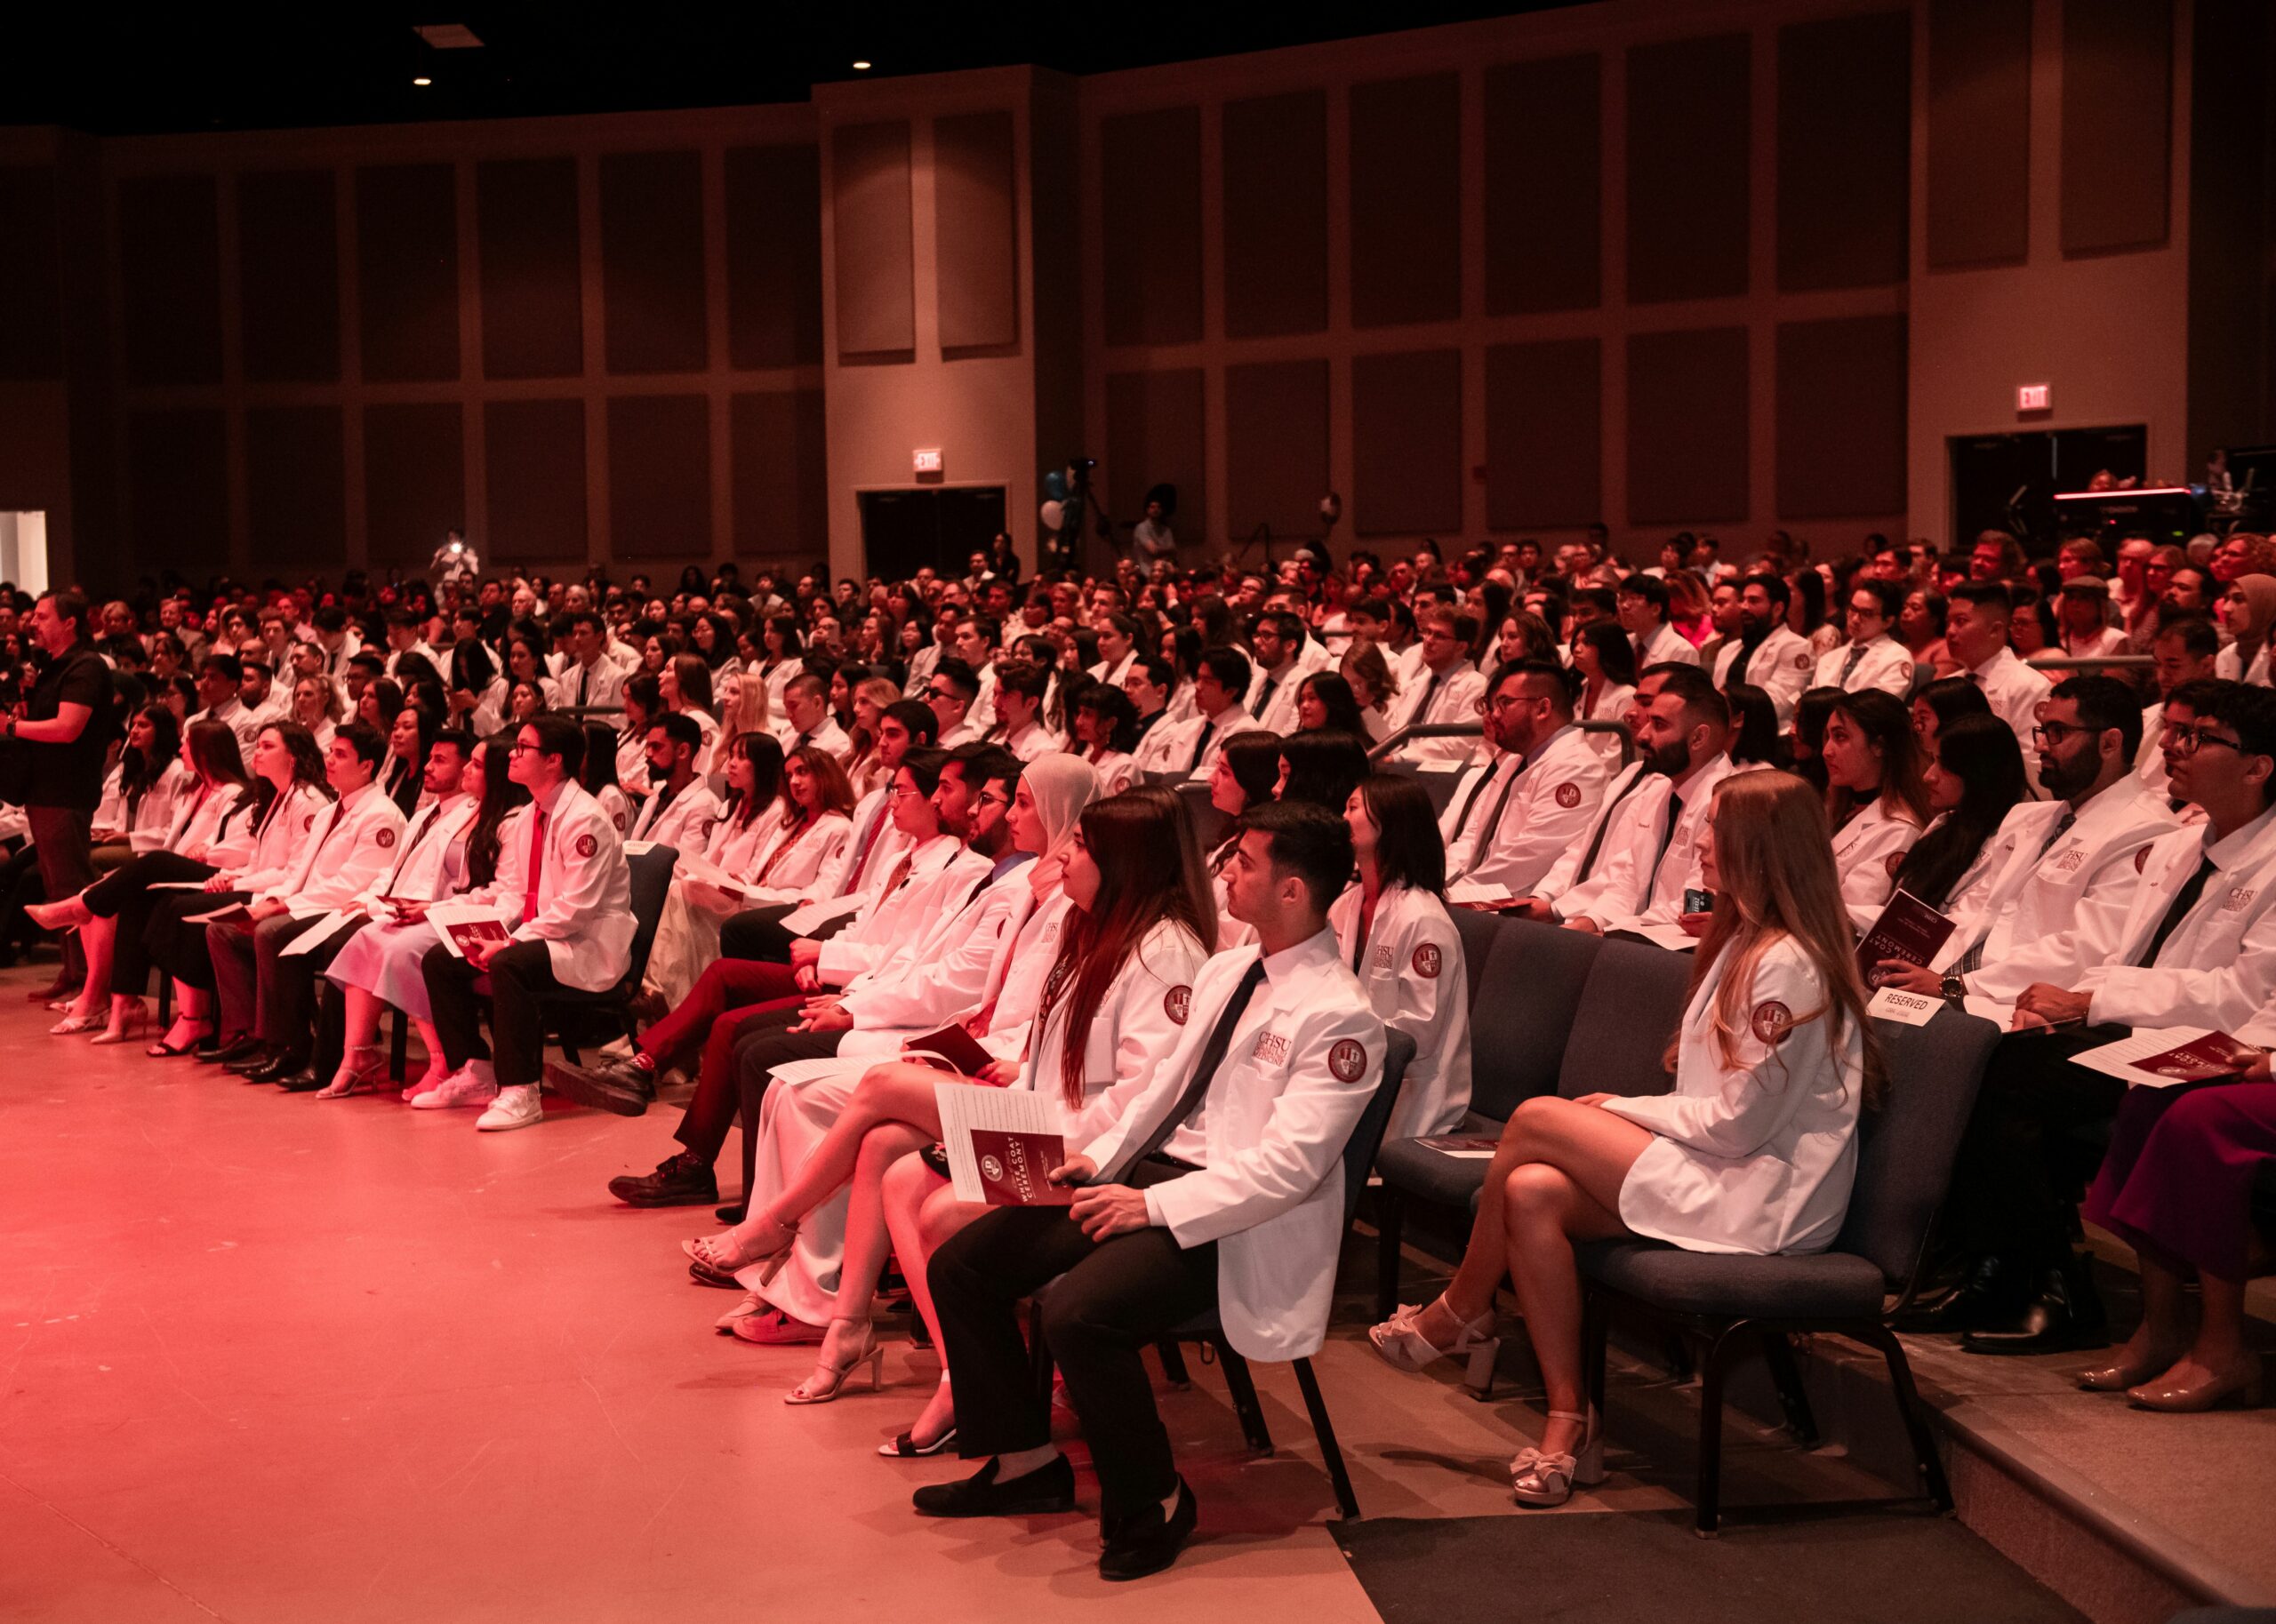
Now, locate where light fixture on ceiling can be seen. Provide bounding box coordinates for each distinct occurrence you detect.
[413,23,485,49]
[413,76,433,86]
[851,60,872,70]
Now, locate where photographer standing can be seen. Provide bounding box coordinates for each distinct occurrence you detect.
[5,591,113,994]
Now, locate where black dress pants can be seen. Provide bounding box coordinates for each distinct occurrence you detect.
[1946,1028,2129,1268]
[84,851,218,996]
[929,1163,1218,1531]
[147,891,252,994]
[422,938,572,1091]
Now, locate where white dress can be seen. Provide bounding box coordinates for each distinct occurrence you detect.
[1600,935,1864,1255]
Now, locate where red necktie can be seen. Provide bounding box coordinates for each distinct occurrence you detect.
[523,810,549,923]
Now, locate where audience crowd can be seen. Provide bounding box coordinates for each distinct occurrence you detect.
[6,515,2272,1577]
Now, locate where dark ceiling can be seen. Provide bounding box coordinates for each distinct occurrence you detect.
[10,4,1583,138]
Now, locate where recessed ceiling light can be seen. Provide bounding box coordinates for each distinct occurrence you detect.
[852,60,872,70]
[413,23,485,49]
[413,76,433,86]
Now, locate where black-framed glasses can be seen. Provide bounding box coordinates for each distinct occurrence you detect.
[2031,720,2096,747]
[2162,722,2242,755]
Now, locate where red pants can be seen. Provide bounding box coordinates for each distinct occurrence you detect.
[643,957,802,1162]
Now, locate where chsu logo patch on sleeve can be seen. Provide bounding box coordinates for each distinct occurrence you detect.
[1411,942,1443,980]
[1555,782,1581,809]
[375,828,397,849]
[1164,985,1191,1025]
[1751,1000,1793,1044]
[1328,1039,1367,1083]
[575,832,598,859]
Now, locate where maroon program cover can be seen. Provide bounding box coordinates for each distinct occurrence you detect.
[968,1129,1074,1206]
[445,917,512,956]
[1855,889,1955,987]
[2134,1032,2262,1082]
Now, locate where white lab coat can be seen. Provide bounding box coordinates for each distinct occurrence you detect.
[1961,647,2055,791]
[836,857,1038,1043]
[1015,917,1209,1147]
[629,778,724,855]
[229,781,333,894]
[1080,930,1385,1361]
[1813,636,1913,698]
[1390,662,1487,764]
[1712,625,1815,726]
[1559,756,1735,932]
[2077,806,2276,1031]
[1635,621,1701,669]
[1600,934,1863,1255]
[477,782,636,992]
[814,835,987,987]
[1329,882,1472,1137]
[974,892,1077,1063]
[1441,725,1613,895]
[1245,664,1306,736]
[1534,760,1651,902]
[357,796,477,909]
[1830,794,1924,932]
[264,781,409,913]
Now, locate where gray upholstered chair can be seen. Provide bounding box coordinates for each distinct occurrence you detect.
[1575,1006,2001,1533]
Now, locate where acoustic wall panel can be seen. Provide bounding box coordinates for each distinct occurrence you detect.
[1224,359,1328,542]
[237,170,341,383]
[1626,327,1750,524]
[1927,0,2032,268]
[1105,369,1206,540]
[1626,35,1751,303]
[2061,0,2173,256]
[1485,339,1602,531]
[1776,315,1908,519]
[356,164,459,382]
[363,403,465,566]
[125,410,228,575]
[832,121,917,357]
[1099,107,1203,348]
[1483,55,1601,316]
[485,399,588,560]
[1778,13,1911,291]
[600,150,709,374]
[0,166,62,380]
[1350,74,1461,328]
[477,157,583,380]
[731,389,828,557]
[1352,349,1463,536]
[934,111,1019,351]
[1222,91,1328,338]
[609,394,711,558]
[244,406,346,569]
[725,143,824,370]
[118,174,223,386]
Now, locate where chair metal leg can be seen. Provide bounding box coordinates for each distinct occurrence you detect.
[1695,1327,1732,1537]
[1293,1357,1359,1521]
[1155,1340,1191,1386]
[1373,1187,1406,1321]
[1217,1344,1274,1453]
[1858,1324,1954,1513]
[1581,1286,1608,1420]
[1759,1330,1820,1447]
[388,1008,408,1083]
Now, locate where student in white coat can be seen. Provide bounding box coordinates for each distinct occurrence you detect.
[1370,772,1871,1507]
[418,715,635,1132]
[1945,582,2054,791]
[1864,714,2032,981]
[626,713,724,852]
[1711,573,1815,727]
[915,802,1384,1580]
[704,787,1210,1441]
[1334,773,1472,1138]
[1819,691,1929,932]
[1813,579,1914,698]
[1389,608,1488,764]
[1615,574,1699,670]
[1442,660,1613,899]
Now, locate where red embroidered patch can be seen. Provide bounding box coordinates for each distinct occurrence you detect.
[1555,782,1581,809]
[375,828,397,849]
[613,811,628,831]
[2135,845,2150,873]
[1164,985,1192,1025]
[1793,652,1813,670]
[1327,1038,1368,1083]
[575,832,598,858]
[1883,850,1903,878]
[1751,1000,1793,1044]
[1411,942,1443,980]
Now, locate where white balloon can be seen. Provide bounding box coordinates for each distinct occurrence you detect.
[1039,499,1066,531]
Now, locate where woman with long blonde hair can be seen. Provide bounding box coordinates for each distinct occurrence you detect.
[1367,771,1876,1508]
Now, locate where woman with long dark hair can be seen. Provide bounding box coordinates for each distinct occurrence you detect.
[1869,715,2032,994]
[1294,671,1367,738]
[645,732,794,1007]
[31,718,252,1047]
[1573,619,1638,727]
[1371,772,1875,1506]
[90,703,187,872]
[757,614,806,724]
[447,633,506,736]
[380,701,434,814]
[1335,772,1471,1137]
[1722,682,1785,771]
[617,674,660,797]
[1278,730,1372,813]
[709,786,1213,1425]
[661,652,721,772]
[579,721,630,836]
[1820,689,1931,929]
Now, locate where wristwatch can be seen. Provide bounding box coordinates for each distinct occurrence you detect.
[1939,972,1965,1005]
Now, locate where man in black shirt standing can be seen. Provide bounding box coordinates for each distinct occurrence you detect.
[5,591,113,993]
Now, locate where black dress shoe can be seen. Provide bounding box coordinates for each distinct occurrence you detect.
[222,1044,276,1075]
[546,1057,655,1118]
[912,1455,1078,1518]
[1893,1254,2021,1335]
[275,1068,325,1092]
[606,1150,717,1207]
[1963,1255,2108,1356]
[203,1034,258,1066]
[243,1053,303,1084]
[1100,1478,1198,1581]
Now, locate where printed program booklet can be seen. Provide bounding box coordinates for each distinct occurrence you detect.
[934,1082,1073,1206]
[1855,889,1955,987]
[2072,1028,2264,1087]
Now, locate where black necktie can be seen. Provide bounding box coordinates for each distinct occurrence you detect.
[1574,769,1649,884]
[1840,644,1867,683]
[2137,854,2218,967]
[1645,789,1684,896]
[577,666,589,707]
[1448,762,1502,843]
[1251,676,1277,720]
[1120,959,1270,1170]
[1187,719,1215,772]
[2036,808,2079,860]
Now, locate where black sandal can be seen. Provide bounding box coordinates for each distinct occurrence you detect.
[147,1021,212,1059]
[878,1427,957,1459]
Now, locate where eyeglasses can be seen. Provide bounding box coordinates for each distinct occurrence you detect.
[2030,721,2096,747]
[2161,722,2243,755]
[508,741,539,755]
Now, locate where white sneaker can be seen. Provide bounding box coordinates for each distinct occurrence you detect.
[476,1084,543,1132]
[410,1061,498,1110]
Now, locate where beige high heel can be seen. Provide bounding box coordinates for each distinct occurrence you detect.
[683,1214,797,1284]
[785,1317,883,1405]
[1510,1406,1606,1507]
[2126,1355,2267,1412]
[315,1044,388,1100]
[1367,1296,1502,1393]
[88,1002,150,1045]
[49,1011,104,1036]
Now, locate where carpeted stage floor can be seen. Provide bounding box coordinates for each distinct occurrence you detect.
[1,963,2080,1622]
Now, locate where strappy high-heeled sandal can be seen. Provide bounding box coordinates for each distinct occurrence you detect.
[1510,1407,1606,1508]
[315,1044,388,1100]
[1367,1296,1502,1391]
[147,1016,212,1059]
[88,1002,150,1046]
[682,1214,797,1283]
[785,1317,884,1405]
[49,1011,105,1036]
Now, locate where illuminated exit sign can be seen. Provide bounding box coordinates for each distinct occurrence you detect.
[2016,383,2051,412]
[913,448,944,475]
